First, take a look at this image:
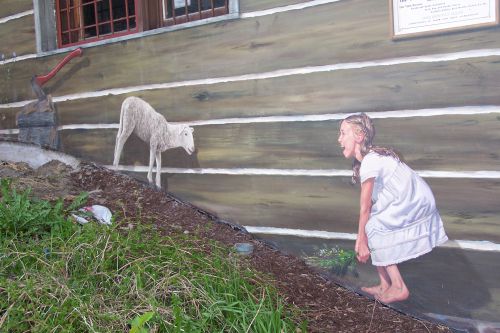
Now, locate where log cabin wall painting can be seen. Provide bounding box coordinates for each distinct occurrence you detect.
[1,0,500,329]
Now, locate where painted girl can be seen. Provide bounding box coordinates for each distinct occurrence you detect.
[338,113,448,303]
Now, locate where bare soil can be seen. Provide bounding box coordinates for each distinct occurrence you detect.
[0,160,452,333]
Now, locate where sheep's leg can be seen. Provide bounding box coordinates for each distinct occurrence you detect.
[155,151,162,188]
[113,137,124,167]
[113,125,134,167]
[147,146,155,184]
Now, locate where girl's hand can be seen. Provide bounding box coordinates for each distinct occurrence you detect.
[355,235,370,263]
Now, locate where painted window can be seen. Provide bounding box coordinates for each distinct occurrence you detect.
[56,0,138,48]
[54,0,230,48]
[162,0,228,26]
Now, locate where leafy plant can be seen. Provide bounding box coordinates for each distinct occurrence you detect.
[305,246,358,277]
[129,312,154,333]
[0,178,86,241]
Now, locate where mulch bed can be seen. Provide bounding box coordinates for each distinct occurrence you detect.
[1,160,452,332]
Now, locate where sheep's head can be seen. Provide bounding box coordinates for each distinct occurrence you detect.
[180,126,195,155]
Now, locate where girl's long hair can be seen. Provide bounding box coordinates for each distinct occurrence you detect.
[342,113,402,184]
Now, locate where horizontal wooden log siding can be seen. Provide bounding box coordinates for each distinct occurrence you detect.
[0,15,36,59]
[4,56,495,124]
[58,113,500,171]
[0,0,33,18]
[2,0,500,102]
[128,173,500,243]
[0,0,499,248]
[239,0,307,12]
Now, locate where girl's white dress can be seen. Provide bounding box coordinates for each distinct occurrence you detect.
[360,151,448,266]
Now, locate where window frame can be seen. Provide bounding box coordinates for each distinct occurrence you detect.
[54,0,140,48]
[162,0,229,26]
[34,0,239,53]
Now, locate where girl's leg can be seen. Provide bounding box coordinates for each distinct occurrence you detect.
[361,266,391,296]
[376,264,410,303]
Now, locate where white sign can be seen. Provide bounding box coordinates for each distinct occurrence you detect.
[391,0,499,38]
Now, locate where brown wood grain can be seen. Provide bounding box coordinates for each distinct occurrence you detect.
[0,107,19,129]
[0,15,36,59]
[46,57,500,126]
[59,129,199,168]
[240,0,308,12]
[58,113,500,171]
[0,0,33,18]
[2,0,500,102]
[160,174,500,243]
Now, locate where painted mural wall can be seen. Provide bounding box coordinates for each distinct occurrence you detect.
[1,0,500,329]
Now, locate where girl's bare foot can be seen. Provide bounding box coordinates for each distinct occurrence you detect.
[376,285,410,303]
[361,285,389,296]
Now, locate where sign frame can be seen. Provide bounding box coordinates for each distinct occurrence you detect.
[390,0,499,39]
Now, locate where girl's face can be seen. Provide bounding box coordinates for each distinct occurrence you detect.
[338,121,363,160]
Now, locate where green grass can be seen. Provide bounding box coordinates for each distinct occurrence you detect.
[0,179,306,332]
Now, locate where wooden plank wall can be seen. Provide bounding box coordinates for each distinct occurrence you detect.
[3,0,500,102]
[239,0,307,11]
[1,0,500,247]
[0,0,33,18]
[0,0,35,59]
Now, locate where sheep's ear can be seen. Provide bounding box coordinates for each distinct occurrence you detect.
[190,127,194,133]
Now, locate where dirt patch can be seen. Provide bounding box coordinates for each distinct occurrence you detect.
[0,160,451,333]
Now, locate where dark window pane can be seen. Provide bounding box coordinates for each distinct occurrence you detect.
[97,0,111,21]
[70,31,80,43]
[188,1,199,14]
[165,0,173,18]
[200,0,212,10]
[61,32,70,45]
[84,26,97,38]
[214,0,225,7]
[59,0,68,9]
[83,3,96,25]
[113,19,127,32]
[60,11,69,31]
[112,0,126,19]
[128,0,135,15]
[98,23,111,35]
[129,17,136,29]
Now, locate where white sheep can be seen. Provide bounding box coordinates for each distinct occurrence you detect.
[113,96,195,188]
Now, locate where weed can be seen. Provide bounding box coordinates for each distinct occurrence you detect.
[305,246,358,277]
[129,311,154,333]
[0,178,86,241]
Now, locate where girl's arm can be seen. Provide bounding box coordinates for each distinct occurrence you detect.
[356,177,374,263]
